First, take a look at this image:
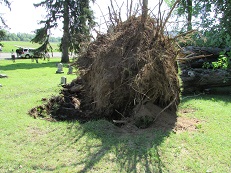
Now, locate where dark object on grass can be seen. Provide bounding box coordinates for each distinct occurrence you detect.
[0,74,8,78]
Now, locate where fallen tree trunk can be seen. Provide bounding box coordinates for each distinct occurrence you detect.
[179,46,231,68]
[180,68,231,94]
[182,46,227,56]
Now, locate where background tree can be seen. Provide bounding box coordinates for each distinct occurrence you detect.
[213,0,231,36]
[165,0,231,48]
[165,0,195,31]
[183,0,192,31]
[141,0,148,24]
[32,0,95,63]
[0,0,11,45]
[0,30,6,41]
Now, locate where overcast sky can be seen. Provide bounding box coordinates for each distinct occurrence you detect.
[0,0,169,37]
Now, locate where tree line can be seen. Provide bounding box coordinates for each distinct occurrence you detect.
[1,30,61,42]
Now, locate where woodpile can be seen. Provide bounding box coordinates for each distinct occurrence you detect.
[178,46,231,94]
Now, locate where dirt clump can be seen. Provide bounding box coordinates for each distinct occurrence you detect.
[29,16,181,128]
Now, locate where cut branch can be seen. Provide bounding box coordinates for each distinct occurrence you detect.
[177,54,213,61]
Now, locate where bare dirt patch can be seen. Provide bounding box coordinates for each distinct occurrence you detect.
[174,117,200,133]
[119,107,200,134]
[178,107,197,115]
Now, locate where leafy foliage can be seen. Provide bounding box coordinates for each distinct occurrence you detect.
[203,51,231,70]
[0,29,6,41]
[166,0,231,48]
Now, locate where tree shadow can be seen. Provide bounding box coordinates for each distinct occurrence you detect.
[181,93,231,106]
[39,93,231,172]
[0,59,71,71]
[58,112,177,173]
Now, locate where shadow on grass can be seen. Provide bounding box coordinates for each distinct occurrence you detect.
[39,94,231,172]
[59,115,176,173]
[0,59,71,71]
[67,93,231,172]
[181,93,231,106]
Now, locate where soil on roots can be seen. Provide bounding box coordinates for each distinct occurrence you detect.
[29,16,182,129]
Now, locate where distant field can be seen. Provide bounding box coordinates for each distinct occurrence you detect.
[0,41,60,53]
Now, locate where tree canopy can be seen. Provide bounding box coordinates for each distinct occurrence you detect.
[32,0,95,62]
[165,0,231,48]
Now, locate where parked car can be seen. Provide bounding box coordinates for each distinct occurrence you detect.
[16,47,35,58]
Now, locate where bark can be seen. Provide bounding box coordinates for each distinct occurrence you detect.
[61,1,70,63]
[179,46,230,68]
[141,0,148,24]
[179,46,231,93]
[180,68,231,94]
[182,46,225,56]
[186,0,192,31]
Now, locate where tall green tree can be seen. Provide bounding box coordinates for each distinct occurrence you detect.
[165,0,231,47]
[32,0,95,63]
[201,0,231,47]
[184,0,192,31]
[165,0,194,31]
[213,0,231,34]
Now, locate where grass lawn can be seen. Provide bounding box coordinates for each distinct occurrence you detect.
[0,41,60,53]
[0,58,230,173]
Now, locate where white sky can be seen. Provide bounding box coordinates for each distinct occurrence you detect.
[0,0,63,36]
[0,0,170,37]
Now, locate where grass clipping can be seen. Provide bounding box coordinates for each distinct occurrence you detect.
[29,16,180,128]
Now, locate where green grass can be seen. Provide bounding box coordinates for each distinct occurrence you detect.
[0,41,60,53]
[0,59,231,173]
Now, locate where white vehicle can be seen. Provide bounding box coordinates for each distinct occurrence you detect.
[20,48,35,58]
[15,46,35,58]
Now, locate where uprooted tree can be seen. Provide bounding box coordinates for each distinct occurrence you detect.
[29,1,182,128]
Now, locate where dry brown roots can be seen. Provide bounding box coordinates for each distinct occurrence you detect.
[29,16,181,128]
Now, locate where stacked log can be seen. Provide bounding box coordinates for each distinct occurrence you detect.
[179,46,231,94]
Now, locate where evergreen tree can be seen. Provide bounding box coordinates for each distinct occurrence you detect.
[32,0,95,63]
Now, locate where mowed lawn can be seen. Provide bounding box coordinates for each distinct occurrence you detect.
[0,41,60,53]
[0,58,230,173]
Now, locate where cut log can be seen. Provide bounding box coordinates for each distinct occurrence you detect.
[180,68,231,94]
[179,46,231,68]
[181,46,226,56]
